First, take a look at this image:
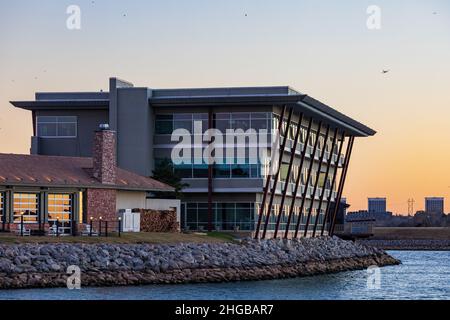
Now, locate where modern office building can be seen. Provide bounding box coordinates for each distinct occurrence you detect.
[368,197,387,213]
[11,77,376,238]
[425,197,444,215]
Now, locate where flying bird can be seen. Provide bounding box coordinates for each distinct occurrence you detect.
[381,69,390,74]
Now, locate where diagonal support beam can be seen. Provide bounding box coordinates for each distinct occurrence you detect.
[320,131,346,236]
[254,105,286,239]
[273,112,304,238]
[329,136,354,236]
[294,121,323,238]
[303,124,331,237]
[261,107,294,239]
[312,127,339,237]
[284,117,313,239]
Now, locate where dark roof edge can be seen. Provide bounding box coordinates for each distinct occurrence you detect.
[300,96,376,136]
[10,100,109,110]
[0,182,173,192]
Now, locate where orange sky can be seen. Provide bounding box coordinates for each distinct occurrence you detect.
[0,0,449,214]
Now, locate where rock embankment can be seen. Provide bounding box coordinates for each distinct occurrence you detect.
[358,239,450,251]
[0,236,400,289]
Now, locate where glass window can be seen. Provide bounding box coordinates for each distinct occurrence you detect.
[36,116,77,138]
[231,164,250,178]
[155,115,174,134]
[250,164,261,178]
[251,119,269,130]
[48,194,72,234]
[37,123,57,137]
[13,193,39,223]
[231,113,250,130]
[174,164,193,179]
[58,122,76,137]
[318,172,327,188]
[193,164,209,178]
[214,113,231,132]
[214,164,230,178]
[280,163,290,182]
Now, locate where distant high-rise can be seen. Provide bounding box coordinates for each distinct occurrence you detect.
[425,197,444,215]
[368,197,387,213]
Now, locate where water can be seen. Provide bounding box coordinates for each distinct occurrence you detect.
[0,251,449,300]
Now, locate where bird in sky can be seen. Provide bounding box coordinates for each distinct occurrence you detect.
[433,11,438,15]
[382,69,390,74]
[245,13,248,17]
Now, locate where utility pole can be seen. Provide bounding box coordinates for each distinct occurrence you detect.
[407,198,415,216]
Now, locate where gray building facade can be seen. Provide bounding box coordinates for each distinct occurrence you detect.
[12,77,376,238]
[368,197,387,213]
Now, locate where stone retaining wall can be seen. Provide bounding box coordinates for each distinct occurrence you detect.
[0,237,400,289]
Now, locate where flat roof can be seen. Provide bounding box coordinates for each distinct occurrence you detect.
[10,83,376,137]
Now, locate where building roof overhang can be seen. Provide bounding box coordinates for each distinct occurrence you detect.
[10,100,109,110]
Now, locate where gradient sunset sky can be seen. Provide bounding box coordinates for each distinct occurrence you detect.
[0,0,449,214]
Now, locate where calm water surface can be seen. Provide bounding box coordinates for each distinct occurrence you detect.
[0,251,448,300]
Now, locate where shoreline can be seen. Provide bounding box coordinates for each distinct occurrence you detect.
[357,239,450,251]
[0,237,400,290]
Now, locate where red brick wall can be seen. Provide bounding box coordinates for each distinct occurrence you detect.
[92,130,117,185]
[86,188,117,221]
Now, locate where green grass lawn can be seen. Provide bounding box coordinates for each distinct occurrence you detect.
[0,232,236,245]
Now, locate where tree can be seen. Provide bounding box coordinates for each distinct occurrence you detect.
[152,158,189,199]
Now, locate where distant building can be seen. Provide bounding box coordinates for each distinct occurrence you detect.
[425,197,444,215]
[346,209,392,227]
[329,198,350,234]
[368,197,387,213]
[344,211,375,236]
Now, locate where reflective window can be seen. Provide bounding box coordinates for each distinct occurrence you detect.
[280,163,290,182]
[37,116,77,138]
[48,194,73,234]
[183,202,255,231]
[13,193,39,223]
[155,114,208,134]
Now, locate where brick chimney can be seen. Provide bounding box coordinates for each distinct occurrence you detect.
[92,124,117,185]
